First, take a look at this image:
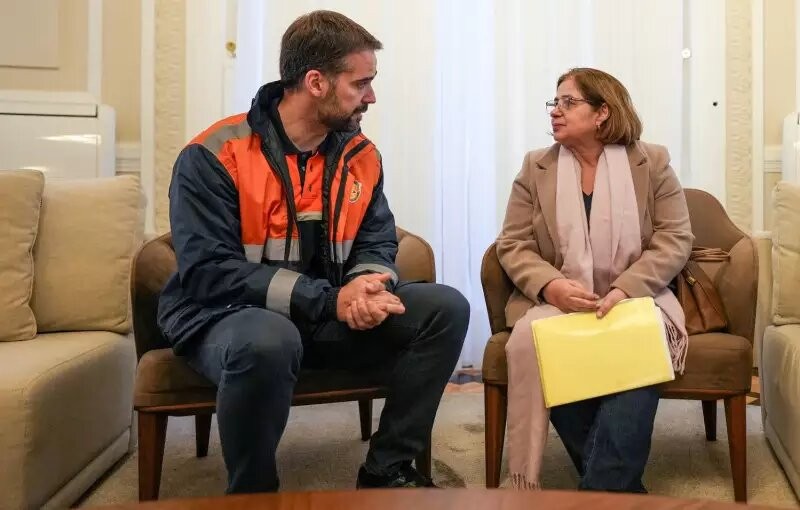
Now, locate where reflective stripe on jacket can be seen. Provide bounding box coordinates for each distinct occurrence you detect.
[157,81,398,352]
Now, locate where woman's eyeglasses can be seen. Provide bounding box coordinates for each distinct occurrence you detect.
[545,96,592,113]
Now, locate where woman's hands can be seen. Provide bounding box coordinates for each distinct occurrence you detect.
[541,278,629,317]
[542,279,599,313]
[595,287,628,318]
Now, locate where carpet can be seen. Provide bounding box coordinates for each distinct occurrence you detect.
[79,394,799,507]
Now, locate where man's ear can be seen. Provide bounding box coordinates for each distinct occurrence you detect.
[304,70,331,98]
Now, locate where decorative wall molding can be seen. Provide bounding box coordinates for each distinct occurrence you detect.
[726,0,753,231]
[765,145,782,174]
[153,0,186,234]
[751,0,764,232]
[140,0,155,234]
[115,142,141,174]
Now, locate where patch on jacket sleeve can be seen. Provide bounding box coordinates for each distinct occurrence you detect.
[349,180,362,203]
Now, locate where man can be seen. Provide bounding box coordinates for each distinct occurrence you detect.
[157,10,469,494]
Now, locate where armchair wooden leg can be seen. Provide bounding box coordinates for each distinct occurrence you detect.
[138,411,168,501]
[358,399,373,441]
[485,383,507,488]
[195,414,212,458]
[415,436,432,479]
[702,400,717,441]
[724,394,747,502]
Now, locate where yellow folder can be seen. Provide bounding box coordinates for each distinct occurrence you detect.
[532,297,674,408]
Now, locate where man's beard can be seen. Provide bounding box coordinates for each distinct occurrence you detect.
[320,98,368,132]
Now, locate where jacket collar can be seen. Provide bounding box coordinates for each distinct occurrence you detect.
[247,80,357,156]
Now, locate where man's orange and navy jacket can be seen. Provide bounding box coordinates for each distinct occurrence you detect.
[157,81,398,353]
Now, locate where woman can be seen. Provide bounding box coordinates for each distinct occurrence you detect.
[497,68,693,493]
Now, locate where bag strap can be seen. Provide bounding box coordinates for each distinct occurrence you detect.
[690,246,729,262]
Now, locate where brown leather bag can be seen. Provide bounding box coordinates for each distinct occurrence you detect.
[675,247,729,335]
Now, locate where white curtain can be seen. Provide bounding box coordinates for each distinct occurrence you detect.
[233,0,687,369]
[493,0,685,220]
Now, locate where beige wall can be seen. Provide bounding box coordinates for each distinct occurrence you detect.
[762,0,796,230]
[764,172,782,230]
[764,0,796,147]
[103,1,141,142]
[0,0,88,91]
[0,0,141,144]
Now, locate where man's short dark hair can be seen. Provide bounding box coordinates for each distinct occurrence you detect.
[280,10,383,90]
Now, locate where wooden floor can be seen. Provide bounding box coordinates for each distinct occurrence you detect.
[747,375,761,406]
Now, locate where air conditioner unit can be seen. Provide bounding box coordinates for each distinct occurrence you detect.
[0,90,115,179]
[783,112,800,184]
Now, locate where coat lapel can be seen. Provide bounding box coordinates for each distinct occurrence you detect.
[534,145,560,264]
[626,143,649,226]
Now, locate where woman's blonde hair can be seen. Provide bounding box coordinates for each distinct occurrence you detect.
[557,68,642,145]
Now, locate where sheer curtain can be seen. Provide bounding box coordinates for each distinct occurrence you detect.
[493,1,685,220]
[232,0,687,369]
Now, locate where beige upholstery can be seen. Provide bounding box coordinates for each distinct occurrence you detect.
[753,233,773,368]
[0,170,44,342]
[759,181,800,499]
[132,227,436,401]
[481,188,756,500]
[0,332,135,509]
[0,174,140,509]
[129,230,441,404]
[31,176,141,333]
[135,348,216,408]
[770,182,800,325]
[131,226,437,500]
[481,189,757,390]
[483,330,753,392]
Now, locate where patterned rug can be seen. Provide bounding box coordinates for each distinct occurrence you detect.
[79,391,797,508]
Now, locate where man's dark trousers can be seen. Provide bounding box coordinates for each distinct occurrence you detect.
[183,282,469,493]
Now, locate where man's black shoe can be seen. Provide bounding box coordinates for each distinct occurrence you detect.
[356,464,437,488]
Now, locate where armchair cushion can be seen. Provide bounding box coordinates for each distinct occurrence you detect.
[0,170,44,342]
[771,182,800,326]
[0,331,135,508]
[482,332,510,385]
[134,348,215,408]
[31,175,142,334]
[660,332,752,392]
[133,227,433,409]
[481,330,751,392]
[134,348,387,408]
[480,189,755,393]
[684,189,757,343]
[395,228,436,282]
